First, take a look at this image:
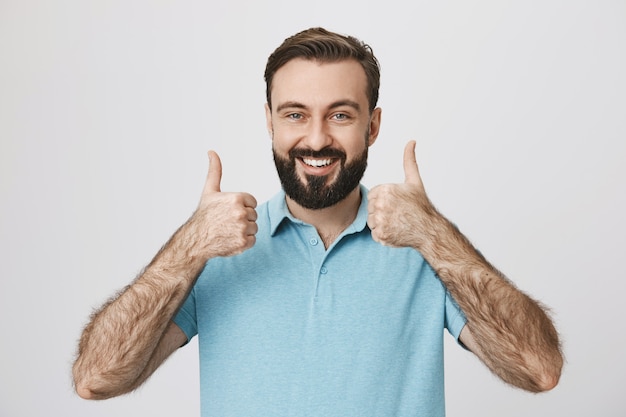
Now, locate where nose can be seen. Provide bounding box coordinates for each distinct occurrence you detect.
[303,118,333,151]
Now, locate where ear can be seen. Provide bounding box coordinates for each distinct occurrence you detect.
[367,107,382,146]
[264,103,273,139]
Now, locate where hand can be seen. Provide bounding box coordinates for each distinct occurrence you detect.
[186,150,258,258]
[367,140,437,248]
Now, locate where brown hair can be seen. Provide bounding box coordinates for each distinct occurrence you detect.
[264,27,380,113]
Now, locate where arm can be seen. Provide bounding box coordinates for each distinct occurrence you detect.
[74,321,187,400]
[72,151,258,399]
[367,141,563,393]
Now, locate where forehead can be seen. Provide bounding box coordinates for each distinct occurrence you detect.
[270,58,368,109]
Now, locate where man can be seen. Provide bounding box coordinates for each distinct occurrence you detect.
[73,27,563,416]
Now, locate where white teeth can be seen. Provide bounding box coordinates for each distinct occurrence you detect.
[303,158,332,167]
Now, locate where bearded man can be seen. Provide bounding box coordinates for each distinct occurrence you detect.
[73,27,563,417]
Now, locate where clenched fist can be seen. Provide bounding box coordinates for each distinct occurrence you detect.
[184,150,258,259]
[367,141,439,249]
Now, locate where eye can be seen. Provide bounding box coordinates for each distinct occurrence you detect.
[332,113,349,121]
[287,113,303,120]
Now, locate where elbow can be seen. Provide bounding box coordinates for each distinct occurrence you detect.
[75,384,97,400]
[509,368,561,393]
[73,361,98,400]
[72,362,123,400]
[73,377,123,401]
[73,372,108,400]
[73,370,100,400]
[530,353,564,393]
[534,369,561,392]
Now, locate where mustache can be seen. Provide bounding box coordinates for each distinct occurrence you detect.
[288,147,346,160]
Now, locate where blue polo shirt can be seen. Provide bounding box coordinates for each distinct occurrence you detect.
[174,185,467,417]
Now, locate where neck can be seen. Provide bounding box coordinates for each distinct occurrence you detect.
[286,186,362,248]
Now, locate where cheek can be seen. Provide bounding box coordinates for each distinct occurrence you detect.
[271,126,300,153]
[342,130,370,159]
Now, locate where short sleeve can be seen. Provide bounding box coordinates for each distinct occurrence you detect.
[173,286,198,342]
[444,289,467,341]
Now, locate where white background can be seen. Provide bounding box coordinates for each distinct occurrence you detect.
[1,1,625,416]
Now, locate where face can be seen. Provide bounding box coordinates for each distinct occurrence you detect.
[266,58,381,209]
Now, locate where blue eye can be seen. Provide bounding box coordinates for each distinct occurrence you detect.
[288,113,303,120]
[333,113,348,120]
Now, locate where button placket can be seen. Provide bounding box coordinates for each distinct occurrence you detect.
[308,236,328,276]
[295,224,333,300]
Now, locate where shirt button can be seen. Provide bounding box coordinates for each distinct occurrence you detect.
[309,238,319,246]
[320,266,328,274]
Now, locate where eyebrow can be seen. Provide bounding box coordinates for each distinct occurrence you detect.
[275,100,361,113]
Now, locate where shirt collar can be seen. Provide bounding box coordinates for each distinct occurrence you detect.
[269,184,370,236]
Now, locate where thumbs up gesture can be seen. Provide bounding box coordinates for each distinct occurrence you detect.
[185,150,258,259]
[367,141,437,248]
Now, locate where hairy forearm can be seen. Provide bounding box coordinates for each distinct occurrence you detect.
[73,151,257,399]
[367,143,563,392]
[417,213,563,392]
[73,220,208,399]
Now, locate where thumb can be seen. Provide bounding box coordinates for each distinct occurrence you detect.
[203,150,222,194]
[403,140,422,185]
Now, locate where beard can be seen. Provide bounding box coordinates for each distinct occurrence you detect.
[273,143,368,210]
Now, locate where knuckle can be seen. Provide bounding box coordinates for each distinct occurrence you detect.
[233,207,247,220]
[248,194,258,207]
[227,194,242,205]
[248,209,258,221]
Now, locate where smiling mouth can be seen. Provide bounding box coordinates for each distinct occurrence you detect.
[302,158,334,168]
